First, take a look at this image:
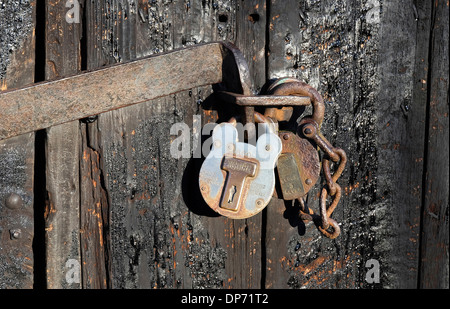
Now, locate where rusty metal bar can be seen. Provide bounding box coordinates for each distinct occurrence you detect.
[270,80,325,127]
[0,42,247,140]
[218,91,311,106]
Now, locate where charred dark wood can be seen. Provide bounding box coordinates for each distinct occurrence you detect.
[0,0,36,289]
[0,0,447,290]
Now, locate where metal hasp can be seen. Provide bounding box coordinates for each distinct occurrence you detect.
[0,42,251,140]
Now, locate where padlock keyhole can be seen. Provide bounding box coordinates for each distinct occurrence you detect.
[227,185,237,203]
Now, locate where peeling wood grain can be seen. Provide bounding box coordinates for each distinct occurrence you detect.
[79,121,110,288]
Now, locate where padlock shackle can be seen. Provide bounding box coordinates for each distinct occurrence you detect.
[227,111,277,135]
[268,79,325,127]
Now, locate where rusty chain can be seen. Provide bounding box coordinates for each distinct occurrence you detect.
[301,118,347,239]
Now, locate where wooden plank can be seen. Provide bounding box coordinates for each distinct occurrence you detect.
[81,0,268,288]
[44,0,82,289]
[79,0,111,288]
[376,0,430,288]
[0,0,36,289]
[419,0,449,289]
[265,0,432,288]
[266,0,368,288]
[236,0,267,93]
[221,0,266,288]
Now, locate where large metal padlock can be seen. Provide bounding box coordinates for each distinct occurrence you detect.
[198,118,282,219]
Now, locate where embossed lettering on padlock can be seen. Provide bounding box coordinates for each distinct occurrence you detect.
[199,122,282,219]
[277,131,320,200]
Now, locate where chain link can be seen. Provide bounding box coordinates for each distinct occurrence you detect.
[299,116,347,239]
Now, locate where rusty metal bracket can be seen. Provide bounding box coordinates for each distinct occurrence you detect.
[0,42,255,140]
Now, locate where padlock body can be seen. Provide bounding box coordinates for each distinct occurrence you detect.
[277,131,320,200]
[199,123,281,219]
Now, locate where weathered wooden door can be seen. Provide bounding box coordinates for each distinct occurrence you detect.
[1,0,448,290]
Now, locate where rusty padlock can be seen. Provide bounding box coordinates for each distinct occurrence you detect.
[263,78,323,201]
[198,113,282,219]
[266,77,347,239]
[277,131,320,200]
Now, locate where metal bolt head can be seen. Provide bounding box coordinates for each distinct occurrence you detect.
[5,193,23,210]
[10,229,22,240]
[214,140,222,148]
